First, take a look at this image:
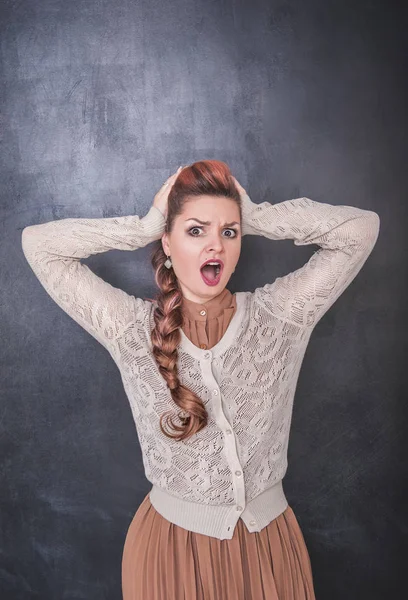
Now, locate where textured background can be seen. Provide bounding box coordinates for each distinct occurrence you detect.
[2,0,406,598]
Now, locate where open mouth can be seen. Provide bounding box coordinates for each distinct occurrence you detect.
[200,261,223,286]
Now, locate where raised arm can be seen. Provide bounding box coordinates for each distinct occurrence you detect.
[21,205,166,353]
[240,192,380,329]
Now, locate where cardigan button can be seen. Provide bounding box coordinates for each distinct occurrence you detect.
[200,310,206,316]
[235,470,242,476]
[236,505,243,511]
[249,520,256,526]
[204,352,211,359]
[225,429,232,435]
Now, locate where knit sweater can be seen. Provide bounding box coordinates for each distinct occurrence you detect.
[21,192,380,540]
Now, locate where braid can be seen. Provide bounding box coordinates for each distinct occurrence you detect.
[150,244,208,441]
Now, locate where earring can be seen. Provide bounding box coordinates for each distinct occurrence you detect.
[164,255,172,269]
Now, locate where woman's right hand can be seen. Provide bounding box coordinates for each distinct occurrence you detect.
[153,166,184,220]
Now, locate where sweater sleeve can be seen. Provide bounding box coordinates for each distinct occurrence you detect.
[21,205,166,353]
[240,192,380,329]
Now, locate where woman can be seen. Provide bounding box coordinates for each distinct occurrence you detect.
[21,160,380,599]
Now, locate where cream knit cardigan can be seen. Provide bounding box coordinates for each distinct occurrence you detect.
[21,192,380,540]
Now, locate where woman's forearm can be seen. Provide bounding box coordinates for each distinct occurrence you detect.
[240,192,380,251]
[22,205,166,261]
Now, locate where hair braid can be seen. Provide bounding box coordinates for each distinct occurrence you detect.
[150,246,209,441]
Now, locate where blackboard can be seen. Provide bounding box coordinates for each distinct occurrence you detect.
[2,0,405,598]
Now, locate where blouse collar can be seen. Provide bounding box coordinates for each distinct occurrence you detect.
[181,287,234,322]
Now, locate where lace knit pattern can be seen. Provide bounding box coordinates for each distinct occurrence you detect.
[21,194,380,513]
[137,294,311,504]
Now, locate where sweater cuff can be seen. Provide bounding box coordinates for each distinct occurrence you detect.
[240,192,258,236]
[142,205,166,239]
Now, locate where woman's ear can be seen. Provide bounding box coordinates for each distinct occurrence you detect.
[161,232,170,256]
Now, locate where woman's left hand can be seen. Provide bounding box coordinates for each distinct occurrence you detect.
[232,176,247,200]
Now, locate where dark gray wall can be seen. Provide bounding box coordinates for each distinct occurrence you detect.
[1,0,406,598]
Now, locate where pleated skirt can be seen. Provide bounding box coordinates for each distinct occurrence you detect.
[121,493,316,600]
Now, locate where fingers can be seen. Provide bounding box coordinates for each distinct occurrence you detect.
[232,176,246,197]
[232,175,240,189]
[163,166,184,187]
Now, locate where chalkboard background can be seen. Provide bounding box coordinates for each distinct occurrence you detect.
[1,0,406,598]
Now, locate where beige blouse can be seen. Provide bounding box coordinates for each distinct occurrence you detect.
[180,287,237,350]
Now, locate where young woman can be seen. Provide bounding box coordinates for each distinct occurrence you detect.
[22,160,380,599]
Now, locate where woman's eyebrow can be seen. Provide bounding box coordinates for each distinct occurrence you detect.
[185,218,240,227]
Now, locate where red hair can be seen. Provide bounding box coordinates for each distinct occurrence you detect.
[149,160,241,441]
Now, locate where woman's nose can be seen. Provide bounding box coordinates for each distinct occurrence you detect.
[205,234,224,252]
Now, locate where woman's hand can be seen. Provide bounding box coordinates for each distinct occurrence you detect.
[232,176,253,237]
[153,166,184,220]
[232,176,247,200]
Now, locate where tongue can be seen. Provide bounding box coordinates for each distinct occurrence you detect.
[201,264,217,281]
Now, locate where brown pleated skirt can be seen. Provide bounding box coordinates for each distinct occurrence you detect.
[121,493,316,600]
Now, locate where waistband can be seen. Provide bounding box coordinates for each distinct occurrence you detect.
[149,478,288,540]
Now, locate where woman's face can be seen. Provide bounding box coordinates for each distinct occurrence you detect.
[161,195,242,303]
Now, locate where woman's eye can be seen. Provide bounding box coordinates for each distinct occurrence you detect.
[223,228,237,238]
[188,227,237,238]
